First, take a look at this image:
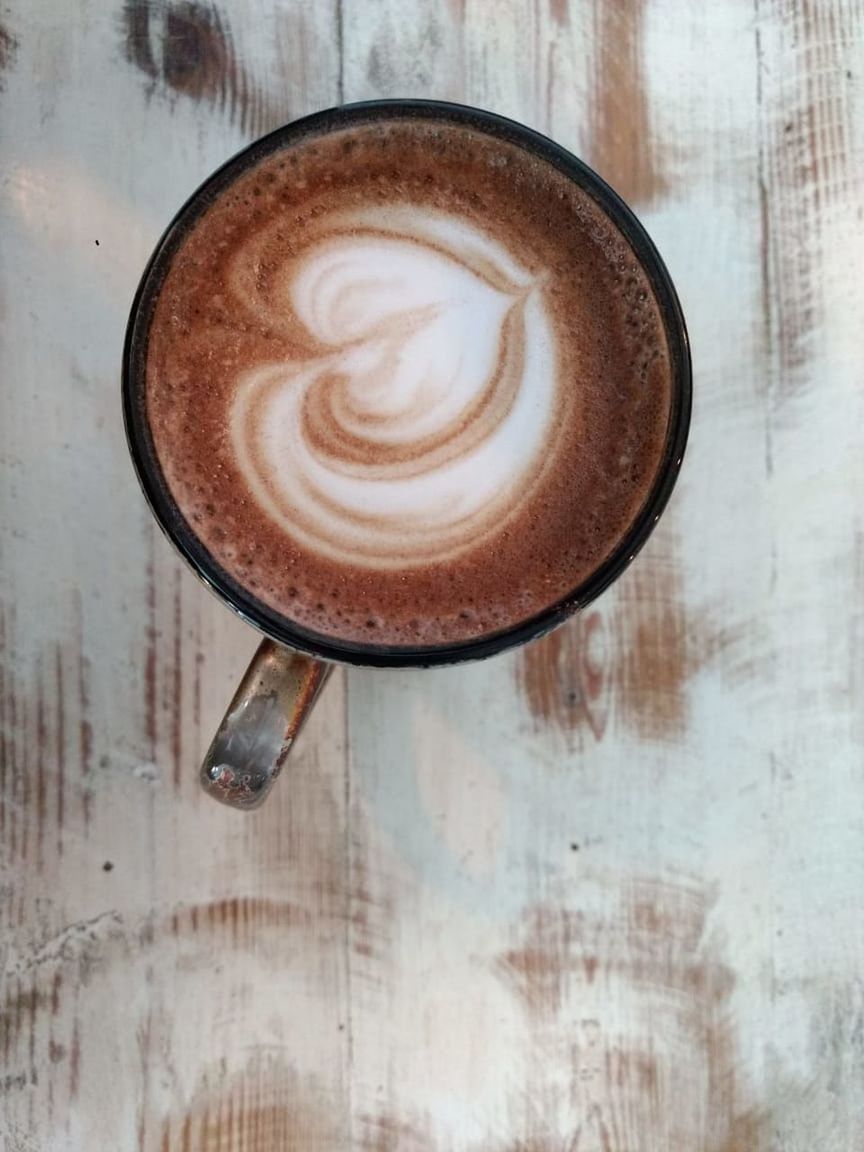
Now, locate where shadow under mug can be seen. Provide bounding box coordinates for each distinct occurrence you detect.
[123,99,692,811]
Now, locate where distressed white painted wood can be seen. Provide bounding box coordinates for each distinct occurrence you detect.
[1,1,863,1148]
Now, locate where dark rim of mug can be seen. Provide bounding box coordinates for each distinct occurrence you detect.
[123,99,691,669]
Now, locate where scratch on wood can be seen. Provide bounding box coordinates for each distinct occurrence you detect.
[50,971,62,1017]
[145,532,157,759]
[755,9,775,478]
[35,658,47,871]
[192,618,203,735]
[26,970,37,1086]
[76,594,93,828]
[54,645,65,857]
[18,676,30,869]
[172,567,182,790]
[587,0,668,206]
[137,997,154,1151]
[69,1014,81,1100]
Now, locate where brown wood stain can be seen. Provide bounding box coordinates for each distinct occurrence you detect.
[548,0,569,28]
[519,527,753,744]
[0,20,17,89]
[517,610,611,744]
[587,0,668,207]
[495,876,762,1150]
[159,1059,346,1151]
[120,0,320,139]
[612,533,691,742]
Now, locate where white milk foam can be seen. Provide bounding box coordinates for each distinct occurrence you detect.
[228,205,559,568]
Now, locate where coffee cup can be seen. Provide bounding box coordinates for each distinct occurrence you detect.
[123,100,691,809]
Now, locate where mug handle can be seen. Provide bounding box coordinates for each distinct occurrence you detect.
[200,639,332,810]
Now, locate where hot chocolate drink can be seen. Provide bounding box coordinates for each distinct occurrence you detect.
[144,113,673,646]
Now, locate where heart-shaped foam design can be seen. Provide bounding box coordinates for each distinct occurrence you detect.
[229,205,558,568]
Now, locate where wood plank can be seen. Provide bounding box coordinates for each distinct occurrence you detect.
[0,2,349,1148]
[343,0,864,1148]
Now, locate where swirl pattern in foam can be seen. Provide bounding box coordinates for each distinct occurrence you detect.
[228,206,558,568]
[144,117,674,646]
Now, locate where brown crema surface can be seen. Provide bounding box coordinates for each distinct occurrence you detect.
[145,117,672,647]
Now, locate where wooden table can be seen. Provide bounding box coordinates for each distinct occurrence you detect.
[2,1,863,1147]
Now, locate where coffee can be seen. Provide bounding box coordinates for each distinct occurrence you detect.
[144,115,672,646]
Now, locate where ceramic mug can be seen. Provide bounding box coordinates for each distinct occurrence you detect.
[123,100,691,810]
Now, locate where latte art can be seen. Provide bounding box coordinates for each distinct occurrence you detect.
[144,116,674,646]
[229,207,558,567]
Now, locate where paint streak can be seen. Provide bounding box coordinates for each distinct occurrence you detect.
[757,0,860,399]
[120,0,277,138]
[587,0,667,207]
[158,1058,344,1150]
[0,21,18,90]
[517,610,610,743]
[495,876,760,1149]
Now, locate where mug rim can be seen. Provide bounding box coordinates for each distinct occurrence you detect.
[123,98,692,669]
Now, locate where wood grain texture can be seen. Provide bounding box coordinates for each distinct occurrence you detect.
[2,0,864,1149]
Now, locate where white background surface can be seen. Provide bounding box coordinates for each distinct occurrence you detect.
[1,0,863,1147]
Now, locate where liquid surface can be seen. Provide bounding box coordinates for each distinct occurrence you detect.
[145,116,673,646]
